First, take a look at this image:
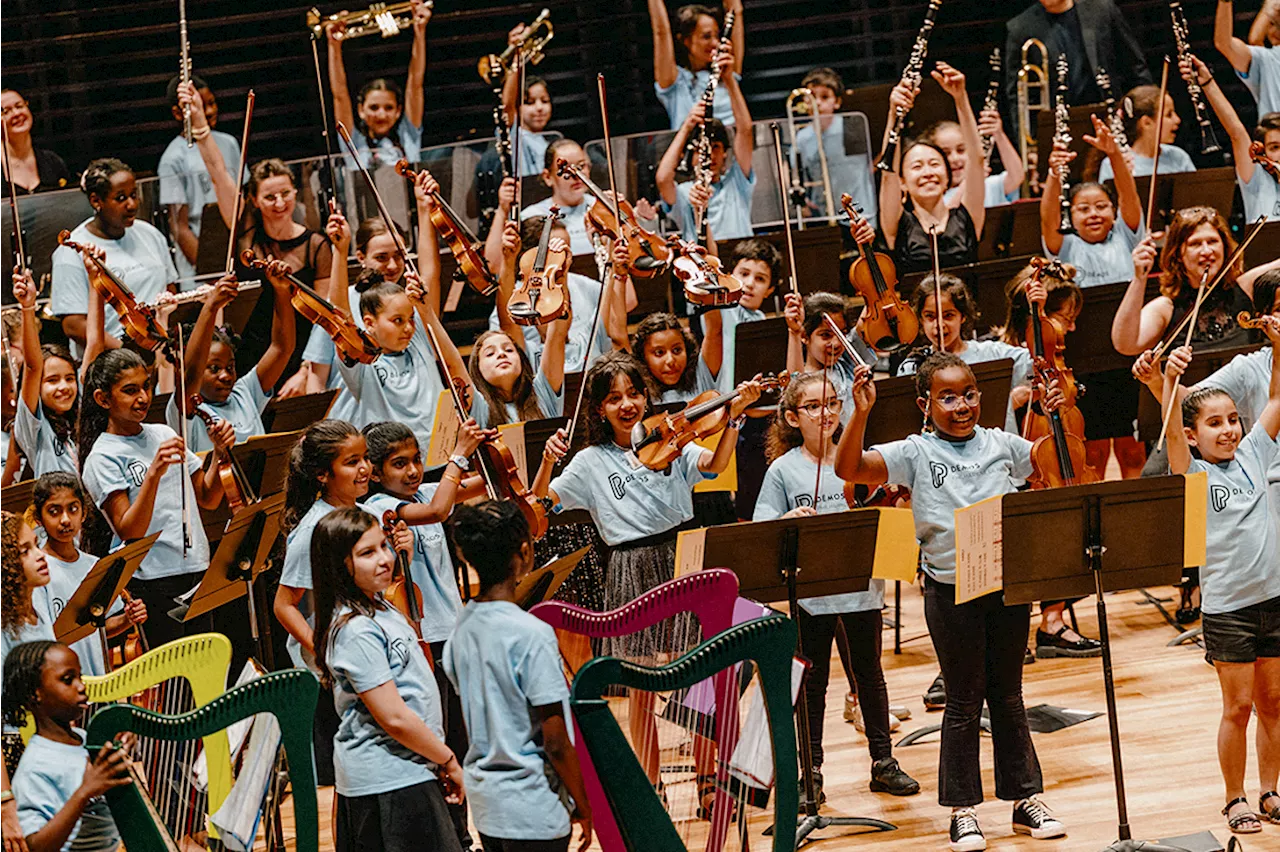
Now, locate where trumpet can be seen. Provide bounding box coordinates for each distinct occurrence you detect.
[478,8,553,83]
[307,1,427,41]
[1053,53,1074,235]
[785,87,836,227]
[1016,37,1050,197]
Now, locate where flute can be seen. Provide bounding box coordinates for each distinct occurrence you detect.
[178,0,193,146]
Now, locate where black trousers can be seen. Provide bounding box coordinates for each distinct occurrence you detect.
[922,577,1043,807]
[130,572,212,650]
[479,836,570,852]
[335,779,462,852]
[797,607,892,765]
[430,639,474,849]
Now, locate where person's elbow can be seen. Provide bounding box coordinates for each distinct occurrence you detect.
[61,314,87,343]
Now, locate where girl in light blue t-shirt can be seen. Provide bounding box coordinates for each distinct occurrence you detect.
[12,272,82,478]
[1,510,55,677]
[312,506,463,852]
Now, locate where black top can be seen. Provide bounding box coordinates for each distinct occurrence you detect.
[1166,282,1255,353]
[895,204,978,274]
[1,148,72,196]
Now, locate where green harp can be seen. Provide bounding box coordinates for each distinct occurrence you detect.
[85,668,321,852]
[570,614,800,852]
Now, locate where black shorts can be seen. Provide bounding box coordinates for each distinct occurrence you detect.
[335,779,462,852]
[1202,595,1280,664]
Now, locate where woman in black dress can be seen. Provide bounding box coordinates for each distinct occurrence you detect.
[1,89,71,195]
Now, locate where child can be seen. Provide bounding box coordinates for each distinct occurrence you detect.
[702,237,781,394]
[501,51,555,177]
[1098,85,1195,181]
[656,96,756,242]
[3,641,131,851]
[647,1,745,130]
[782,291,876,425]
[33,472,147,678]
[1,510,54,670]
[310,507,464,852]
[515,140,598,256]
[443,500,594,852]
[166,265,294,453]
[1216,0,1280,118]
[326,0,431,168]
[752,372,919,802]
[1042,115,1145,288]
[627,312,715,404]
[924,116,1023,209]
[78,349,233,650]
[1157,328,1280,835]
[11,271,80,476]
[834,352,1066,850]
[793,67,880,226]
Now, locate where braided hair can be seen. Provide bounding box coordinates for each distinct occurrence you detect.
[1,640,60,728]
[79,158,131,201]
[450,500,530,593]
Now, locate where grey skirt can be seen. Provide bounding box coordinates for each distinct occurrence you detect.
[602,536,698,661]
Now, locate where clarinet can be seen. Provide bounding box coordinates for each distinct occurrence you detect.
[1054,53,1074,235]
[980,48,1001,165]
[875,0,943,172]
[1095,68,1130,151]
[1170,1,1222,155]
[178,0,193,146]
[678,10,735,175]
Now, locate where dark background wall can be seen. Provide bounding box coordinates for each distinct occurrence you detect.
[0,0,1265,177]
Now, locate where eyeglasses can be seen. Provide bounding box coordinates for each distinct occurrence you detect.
[797,399,843,417]
[931,390,981,411]
[1,100,29,117]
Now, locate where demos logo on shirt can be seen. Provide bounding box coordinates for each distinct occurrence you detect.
[1210,483,1256,513]
[929,460,982,489]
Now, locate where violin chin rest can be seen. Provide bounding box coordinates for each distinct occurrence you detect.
[632,255,662,271]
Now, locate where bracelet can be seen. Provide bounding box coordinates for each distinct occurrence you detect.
[19,305,35,312]
[0,790,13,804]
[1198,75,1213,87]
[728,414,747,430]
[441,472,462,486]
[190,125,211,142]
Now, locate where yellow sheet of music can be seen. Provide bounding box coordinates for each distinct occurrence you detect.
[693,431,738,493]
[425,394,460,467]
[954,494,1004,604]
[870,507,919,582]
[1182,470,1207,568]
[497,422,528,484]
[674,527,708,577]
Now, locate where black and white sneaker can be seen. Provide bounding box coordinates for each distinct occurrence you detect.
[1012,796,1066,839]
[949,807,986,851]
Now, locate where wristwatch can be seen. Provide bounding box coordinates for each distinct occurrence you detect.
[448,454,472,472]
[728,414,747,431]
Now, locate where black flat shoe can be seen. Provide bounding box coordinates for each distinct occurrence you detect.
[869,757,920,796]
[1035,626,1102,658]
[1176,605,1201,625]
[923,673,946,710]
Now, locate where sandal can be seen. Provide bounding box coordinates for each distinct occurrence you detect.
[1223,796,1263,834]
[1259,790,1280,824]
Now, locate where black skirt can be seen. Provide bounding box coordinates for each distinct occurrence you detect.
[335,779,462,852]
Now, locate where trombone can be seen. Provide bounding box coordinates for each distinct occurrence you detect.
[1016,38,1050,198]
[307,1,428,40]
[478,8,553,83]
[784,87,836,228]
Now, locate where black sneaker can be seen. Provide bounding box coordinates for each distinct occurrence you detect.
[1035,627,1102,658]
[924,672,946,710]
[949,807,986,851]
[798,767,826,807]
[1024,647,1036,665]
[1012,796,1066,839]
[869,757,920,796]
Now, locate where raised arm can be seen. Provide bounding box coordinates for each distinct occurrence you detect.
[403,1,431,128]
[484,178,517,280]
[1110,233,1169,355]
[1215,0,1255,74]
[657,102,704,207]
[1190,54,1256,185]
[178,83,239,230]
[936,62,986,237]
[1249,0,1280,46]
[11,270,42,413]
[325,211,354,321]
[726,0,744,76]
[833,365,889,484]
[877,82,917,251]
[327,26,356,140]
[1087,113,1141,231]
[256,265,299,390]
[413,170,443,316]
[698,378,761,473]
[986,108,1024,196]
[722,45,754,175]
[177,275,240,393]
[1039,139,1074,255]
[1259,318,1280,439]
[783,292,805,374]
[1162,345,1194,474]
[493,219,526,351]
[500,25,526,126]
[648,0,679,89]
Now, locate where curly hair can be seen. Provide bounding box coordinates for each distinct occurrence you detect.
[80,158,131,200]
[309,507,385,692]
[764,371,843,464]
[997,261,1084,347]
[450,500,531,593]
[468,331,544,426]
[2,511,39,639]
[632,312,699,399]
[1,640,59,728]
[583,351,649,446]
[283,420,362,533]
[1158,207,1238,300]
[914,351,973,404]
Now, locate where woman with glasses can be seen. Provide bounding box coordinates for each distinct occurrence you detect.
[1,90,71,196]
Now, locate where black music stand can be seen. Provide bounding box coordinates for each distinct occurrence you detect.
[178,494,286,665]
[864,359,1013,447]
[145,391,172,425]
[53,533,161,668]
[517,546,590,610]
[699,511,900,842]
[996,477,1192,852]
[261,389,337,434]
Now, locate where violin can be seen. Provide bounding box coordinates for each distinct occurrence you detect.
[841,194,918,351]
[1251,141,1280,181]
[669,237,743,307]
[109,590,149,670]
[239,250,381,367]
[556,158,671,278]
[188,397,255,513]
[1022,259,1099,489]
[381,510,435,669]
[844,482,910,511]
[1238,310,1275,330]
[508,207,570,326]
[57,230,170,351]
[630,374,787,471]
[393,159,499,296]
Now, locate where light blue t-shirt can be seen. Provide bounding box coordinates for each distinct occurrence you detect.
[327,604,443,797]
[13,730,120,852]
[520,196,597,256]
[334,331,445,463]
[549,441,709,546]
[486,272,608,374]
[13,398,77,476]
[673,161,755,242]
[794,116,878,227]
[897,339,1032,434]
[874,426,1033,584]
[517,130,552,178]
[944,172,1019,209]
[1241,161,1280,222]
[345,120,423,170]
[157,129,242,286]
[1047,211,1144,289]
[1192,423,1280,615]
[655,67,739,130]
[81,424,209,581]
[657,356,719,406]
[1098,144,1195,182]
[752,446,884,615]
[1238,44,1280,116]
[471,368,563,429]
[442,600,573,841]
[364,485,463,643]
[0,594,57,677]
[701,304,766,394]
[165,367,271,454]
[44,550,123,678]
[50,219,178,353]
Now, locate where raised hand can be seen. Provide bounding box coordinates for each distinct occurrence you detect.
[1132,232,1159,282]
[11,270,36,308]
[1082,114,1121,157]
[542,426,570,464]
[326,210,351,253]
[1131,349,1160,385]
[931,62,967,99]
[150,436,187,479]
[851,364,876,412]
[453,418,491,459]
[728,375,764,418]
[784,292,804,335]
[1165,344,1193,380]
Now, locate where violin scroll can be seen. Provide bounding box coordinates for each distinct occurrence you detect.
[1250,142,1280,181]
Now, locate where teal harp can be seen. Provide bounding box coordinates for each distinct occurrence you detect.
[85,668,321,852]
[570,615,800,852]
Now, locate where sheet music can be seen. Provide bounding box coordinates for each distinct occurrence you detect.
[498,421,528,484]
[425,393,461,467]
[673,527,707,578]
[954,494,1004,604]
[727,656,805,790]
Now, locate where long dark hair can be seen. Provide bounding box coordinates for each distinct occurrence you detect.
[584,351,649,446]
[283,420,362,533]
[76,349,147,474]
[764,371,843,463]
[997,262,1083,347]
[362,421,418,496]
[28,344,80,447]
[468,331,543,426]
[631,312,699,399]
[310,507,385,691]
[355,78,405,141]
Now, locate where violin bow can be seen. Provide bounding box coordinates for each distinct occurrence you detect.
[511,54,525,222]
[812,364,829,508]
[1145,57,1170,231]
[175,323,192,555]
[822,313,868,368]
[336,120,421,282]
[2,123,27,275]
[928,224,946,353]
[1156,264,1210,451]
[420,319,499,500]
[309,33,340,216]
[225,90,255,276]
[769,123,802,297]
